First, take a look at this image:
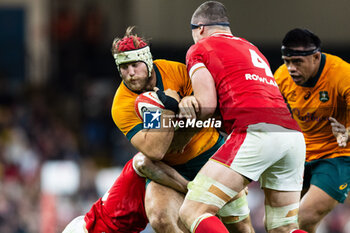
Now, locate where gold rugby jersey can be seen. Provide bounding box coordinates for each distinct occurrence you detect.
[275,53,350,162]
[112,59,220,165]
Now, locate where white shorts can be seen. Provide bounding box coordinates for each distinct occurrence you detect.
[211,123,306,191]
[62,215,87,233]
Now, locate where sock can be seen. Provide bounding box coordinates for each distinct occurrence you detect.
[192,215,229,233]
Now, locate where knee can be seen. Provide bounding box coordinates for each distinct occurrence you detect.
[298,207,323,230]
[179,204,191,226]
[225,217,254,233]
[148,209,174,231]
[218,192,250,225]
[300,202,330,223]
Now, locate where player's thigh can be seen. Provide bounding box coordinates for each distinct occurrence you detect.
[145,181,184,217]
[260,130,305,191]
[180,161,248,224]
[299,185,338,219]
[198,159,249,193]
[180,160,250,225]
[214,123,304,187]
[306,156,350,203]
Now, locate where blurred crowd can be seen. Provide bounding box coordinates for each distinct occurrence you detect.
[0,75,140,232]
[0,2,349,233]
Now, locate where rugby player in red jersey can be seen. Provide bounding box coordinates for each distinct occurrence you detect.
[178,2,306,233]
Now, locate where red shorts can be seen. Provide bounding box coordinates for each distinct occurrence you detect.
[84,158,148,233]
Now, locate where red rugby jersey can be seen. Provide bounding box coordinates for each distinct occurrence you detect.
[84,159,148,233]
[186,33,300,133]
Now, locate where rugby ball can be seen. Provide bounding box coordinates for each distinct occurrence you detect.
[134,91,165,120]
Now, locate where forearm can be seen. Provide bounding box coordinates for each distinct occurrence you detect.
[133,154,189,193]
[195,91,216,120]
[149,160,188,193]
[191,68,217,120]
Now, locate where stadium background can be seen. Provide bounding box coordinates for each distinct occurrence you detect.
[0,0,349,232]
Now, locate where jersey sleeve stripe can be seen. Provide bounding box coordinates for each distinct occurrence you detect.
[189,63,206,79]
[126,123,143,141]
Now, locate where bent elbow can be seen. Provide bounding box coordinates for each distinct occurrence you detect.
[147,150,165,161]
[137,146,166,161]
[199,107,216,120]
[133,153,149,173]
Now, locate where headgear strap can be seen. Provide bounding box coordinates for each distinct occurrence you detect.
[281,46,320,57]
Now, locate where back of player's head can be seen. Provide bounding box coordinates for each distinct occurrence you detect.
[192,1,229,25]
[282,28,321,50]
[111,26,153,77]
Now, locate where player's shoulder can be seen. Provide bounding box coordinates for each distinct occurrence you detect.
[274,64,289,83]
[114,82,136,101]
[324,53,350,70]
[187,41,204,56]
[324,52,345,62]
[112,83,137,113]
[154,59,186,68]
[322,53,350,80]
[323,53,350,87]
[111,84,141,136]
[154,59,188,76]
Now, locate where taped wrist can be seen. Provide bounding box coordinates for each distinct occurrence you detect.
[156,90,179,113]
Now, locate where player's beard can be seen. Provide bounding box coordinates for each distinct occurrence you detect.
[140,75,154,93]
[125,74,152,93]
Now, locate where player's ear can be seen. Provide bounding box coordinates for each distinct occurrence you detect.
[195,21,205,35]
[199,25,205,35]
[313,52,321,61]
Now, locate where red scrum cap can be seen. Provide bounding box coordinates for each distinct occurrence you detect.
[115,36,148,52]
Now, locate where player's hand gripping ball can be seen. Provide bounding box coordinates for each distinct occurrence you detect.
[134,91,165,120]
